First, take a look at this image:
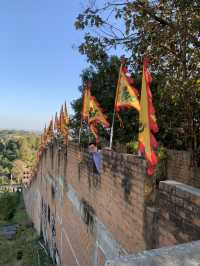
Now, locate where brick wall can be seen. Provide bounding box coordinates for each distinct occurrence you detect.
[158,180,200,247]
[167,150,200,188]
[23,140,154,266]
[23,141,200,265]
[66,143,151,253]
[104,180,200,266]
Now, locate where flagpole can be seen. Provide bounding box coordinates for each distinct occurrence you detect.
[109,63,123,149]
[109,110,115,149]
[79,83,86,145]
[78,127,81,145]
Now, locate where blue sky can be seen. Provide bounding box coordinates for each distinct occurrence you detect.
[0,0,89,131]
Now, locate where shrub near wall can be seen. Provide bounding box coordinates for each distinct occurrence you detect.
[0,192,20,221]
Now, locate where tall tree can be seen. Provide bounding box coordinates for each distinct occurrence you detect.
[75,0,200,162]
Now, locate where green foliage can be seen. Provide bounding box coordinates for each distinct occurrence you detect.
[11,160,27,183]
[0,130,40,183]
[0,192,53,266]
[126,140,139,154]
[74,0,200,157]
[154,146,169,184]
[0,192,20,221]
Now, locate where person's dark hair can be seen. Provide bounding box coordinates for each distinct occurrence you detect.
[89,141,97,146]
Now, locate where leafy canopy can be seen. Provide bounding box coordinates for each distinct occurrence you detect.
[74,0,200,160]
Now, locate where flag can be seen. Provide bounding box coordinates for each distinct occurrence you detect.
[80,82,109,142]
[82,85,91,122]
[60,104,69,143]
[54,112,60,132]
[89,96,110,128]
[88,96,110,142]
[63,102,70,143]
[64,101,70,127]
[60,105,65,134]
[115,65,140,126]
[89,123,99,143]
[46,119,54,142]
[138,58,158,176]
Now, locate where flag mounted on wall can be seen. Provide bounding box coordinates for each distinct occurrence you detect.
[54,112,60,132]
[138,58,158,176]
[82,85,91,122]
[81,82,110,142]
[89,96,110,129]
[46,119,54,142]
[115,65,140,112]
[88,95,110,142]
[60,103,69,143]
[109,61,141,148]
[114,64,140,127]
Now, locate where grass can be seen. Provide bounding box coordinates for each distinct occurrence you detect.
[0,192,53,266]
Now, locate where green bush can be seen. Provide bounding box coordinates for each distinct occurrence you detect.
[154,146,169,184]
[0,192,20,221]
[126,140,138,154]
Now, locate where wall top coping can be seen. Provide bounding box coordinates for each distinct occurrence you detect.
[106,241,200,266]
[68,142,146,166]
[160,180,200,197]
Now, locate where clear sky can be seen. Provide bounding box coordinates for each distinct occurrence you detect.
[0,0,89,131]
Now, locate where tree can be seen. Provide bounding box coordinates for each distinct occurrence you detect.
[0,131,40,181]
[11,160,26,184]
[75,0,200,162]
[18,135,39,166]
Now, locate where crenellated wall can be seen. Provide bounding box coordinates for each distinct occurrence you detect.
[23,141,200,266]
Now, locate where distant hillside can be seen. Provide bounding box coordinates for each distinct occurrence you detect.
[0,130,40,140]
[0,130,40,183]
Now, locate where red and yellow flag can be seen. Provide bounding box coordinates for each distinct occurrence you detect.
[60,103,69,143]
[63,102,70,143]
[60,105,65,134]
[81,82,110,142]
[89,123,99,143]
[138,58,158,176]
[115,65,140,123]
[64,102,69,128]
[54,112,60,132]
[46,119,54,142]
[88,95,110,142]
[89,96,110,128]
[82,85,91,122]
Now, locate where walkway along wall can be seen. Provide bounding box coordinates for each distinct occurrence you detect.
[23,140,156,265]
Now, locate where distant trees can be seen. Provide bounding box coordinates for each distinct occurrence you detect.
[0,139,20,177]
[0,130,40,184]
[11,160,26,184]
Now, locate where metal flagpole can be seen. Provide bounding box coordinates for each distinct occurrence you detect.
[109,110,115,149]
[79,87,84,145]
[109,64,123,149]
[78,126,82,145]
